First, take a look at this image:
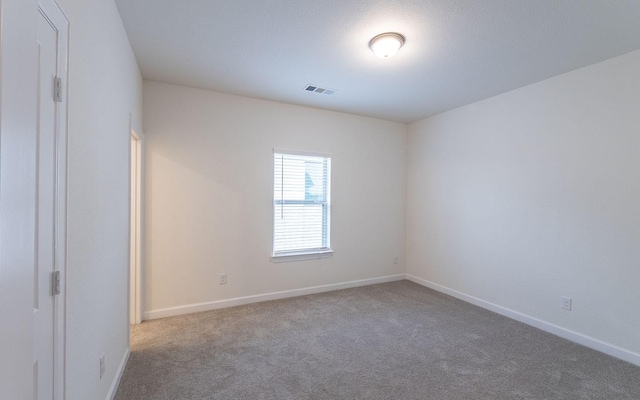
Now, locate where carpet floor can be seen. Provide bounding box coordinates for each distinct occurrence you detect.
[114,280,640,399]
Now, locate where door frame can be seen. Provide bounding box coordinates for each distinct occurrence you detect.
[129,121,143,325]
[37,0,69,398]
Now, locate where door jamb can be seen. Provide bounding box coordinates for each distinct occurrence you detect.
[130,122,143,325]
[37,0,69,398]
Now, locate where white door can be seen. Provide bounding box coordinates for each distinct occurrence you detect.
[35,1,68,399]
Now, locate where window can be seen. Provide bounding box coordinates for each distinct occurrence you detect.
[273,150,331,259]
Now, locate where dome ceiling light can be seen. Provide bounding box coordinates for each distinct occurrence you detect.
[368,32,405,58]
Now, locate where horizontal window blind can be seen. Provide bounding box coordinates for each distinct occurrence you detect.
[273,151,331,255]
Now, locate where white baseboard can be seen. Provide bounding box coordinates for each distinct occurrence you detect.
[106,347,130,400]
[143,274,406,320]
[406,274,640,367]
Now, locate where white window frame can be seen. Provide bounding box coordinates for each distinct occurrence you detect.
[271,148,333,262]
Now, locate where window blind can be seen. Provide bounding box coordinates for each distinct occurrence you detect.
[273,151,331,256]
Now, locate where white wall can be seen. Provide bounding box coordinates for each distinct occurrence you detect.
[143,81,407,316]
[0,0,38,398]
[407,50,640,361]
[54,0,143,398]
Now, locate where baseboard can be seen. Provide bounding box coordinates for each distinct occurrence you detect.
[143,274,406,320]
[406,274,640,367]
[106,347,130,400]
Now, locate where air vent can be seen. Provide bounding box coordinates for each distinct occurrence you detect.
[304,84,336,95]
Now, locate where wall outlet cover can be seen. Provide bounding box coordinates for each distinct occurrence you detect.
[100,353,105,378]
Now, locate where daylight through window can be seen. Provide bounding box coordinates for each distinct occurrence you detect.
[273,151,331,257]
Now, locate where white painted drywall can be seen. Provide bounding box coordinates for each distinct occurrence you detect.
[142,81,407,314]
[53,0,143,398]
[407,50,640,356]
[0,0,38,398]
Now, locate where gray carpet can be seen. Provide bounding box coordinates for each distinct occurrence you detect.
[114,281,640,399]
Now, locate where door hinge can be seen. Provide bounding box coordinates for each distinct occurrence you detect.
[52,271,61,296]
[54,76,63,103]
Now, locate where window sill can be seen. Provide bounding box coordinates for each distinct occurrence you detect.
[271,250,334,263]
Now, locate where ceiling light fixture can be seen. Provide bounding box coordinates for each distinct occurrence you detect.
[369,32,405,58]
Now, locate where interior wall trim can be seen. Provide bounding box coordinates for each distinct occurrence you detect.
[406,274,640,367]
[106,347,130,400]
[142,274,406,320]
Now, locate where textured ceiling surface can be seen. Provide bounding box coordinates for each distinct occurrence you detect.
[115,0,640,123]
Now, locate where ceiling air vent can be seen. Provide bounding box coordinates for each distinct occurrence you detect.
[304,84,336,95]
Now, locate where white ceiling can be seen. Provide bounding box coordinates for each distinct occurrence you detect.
[115,0,640,123]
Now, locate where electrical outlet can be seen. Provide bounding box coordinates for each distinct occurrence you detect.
[561,296,572,311]
[100,353,105,378]
[219,273,227,285]
[393,257,399,265]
